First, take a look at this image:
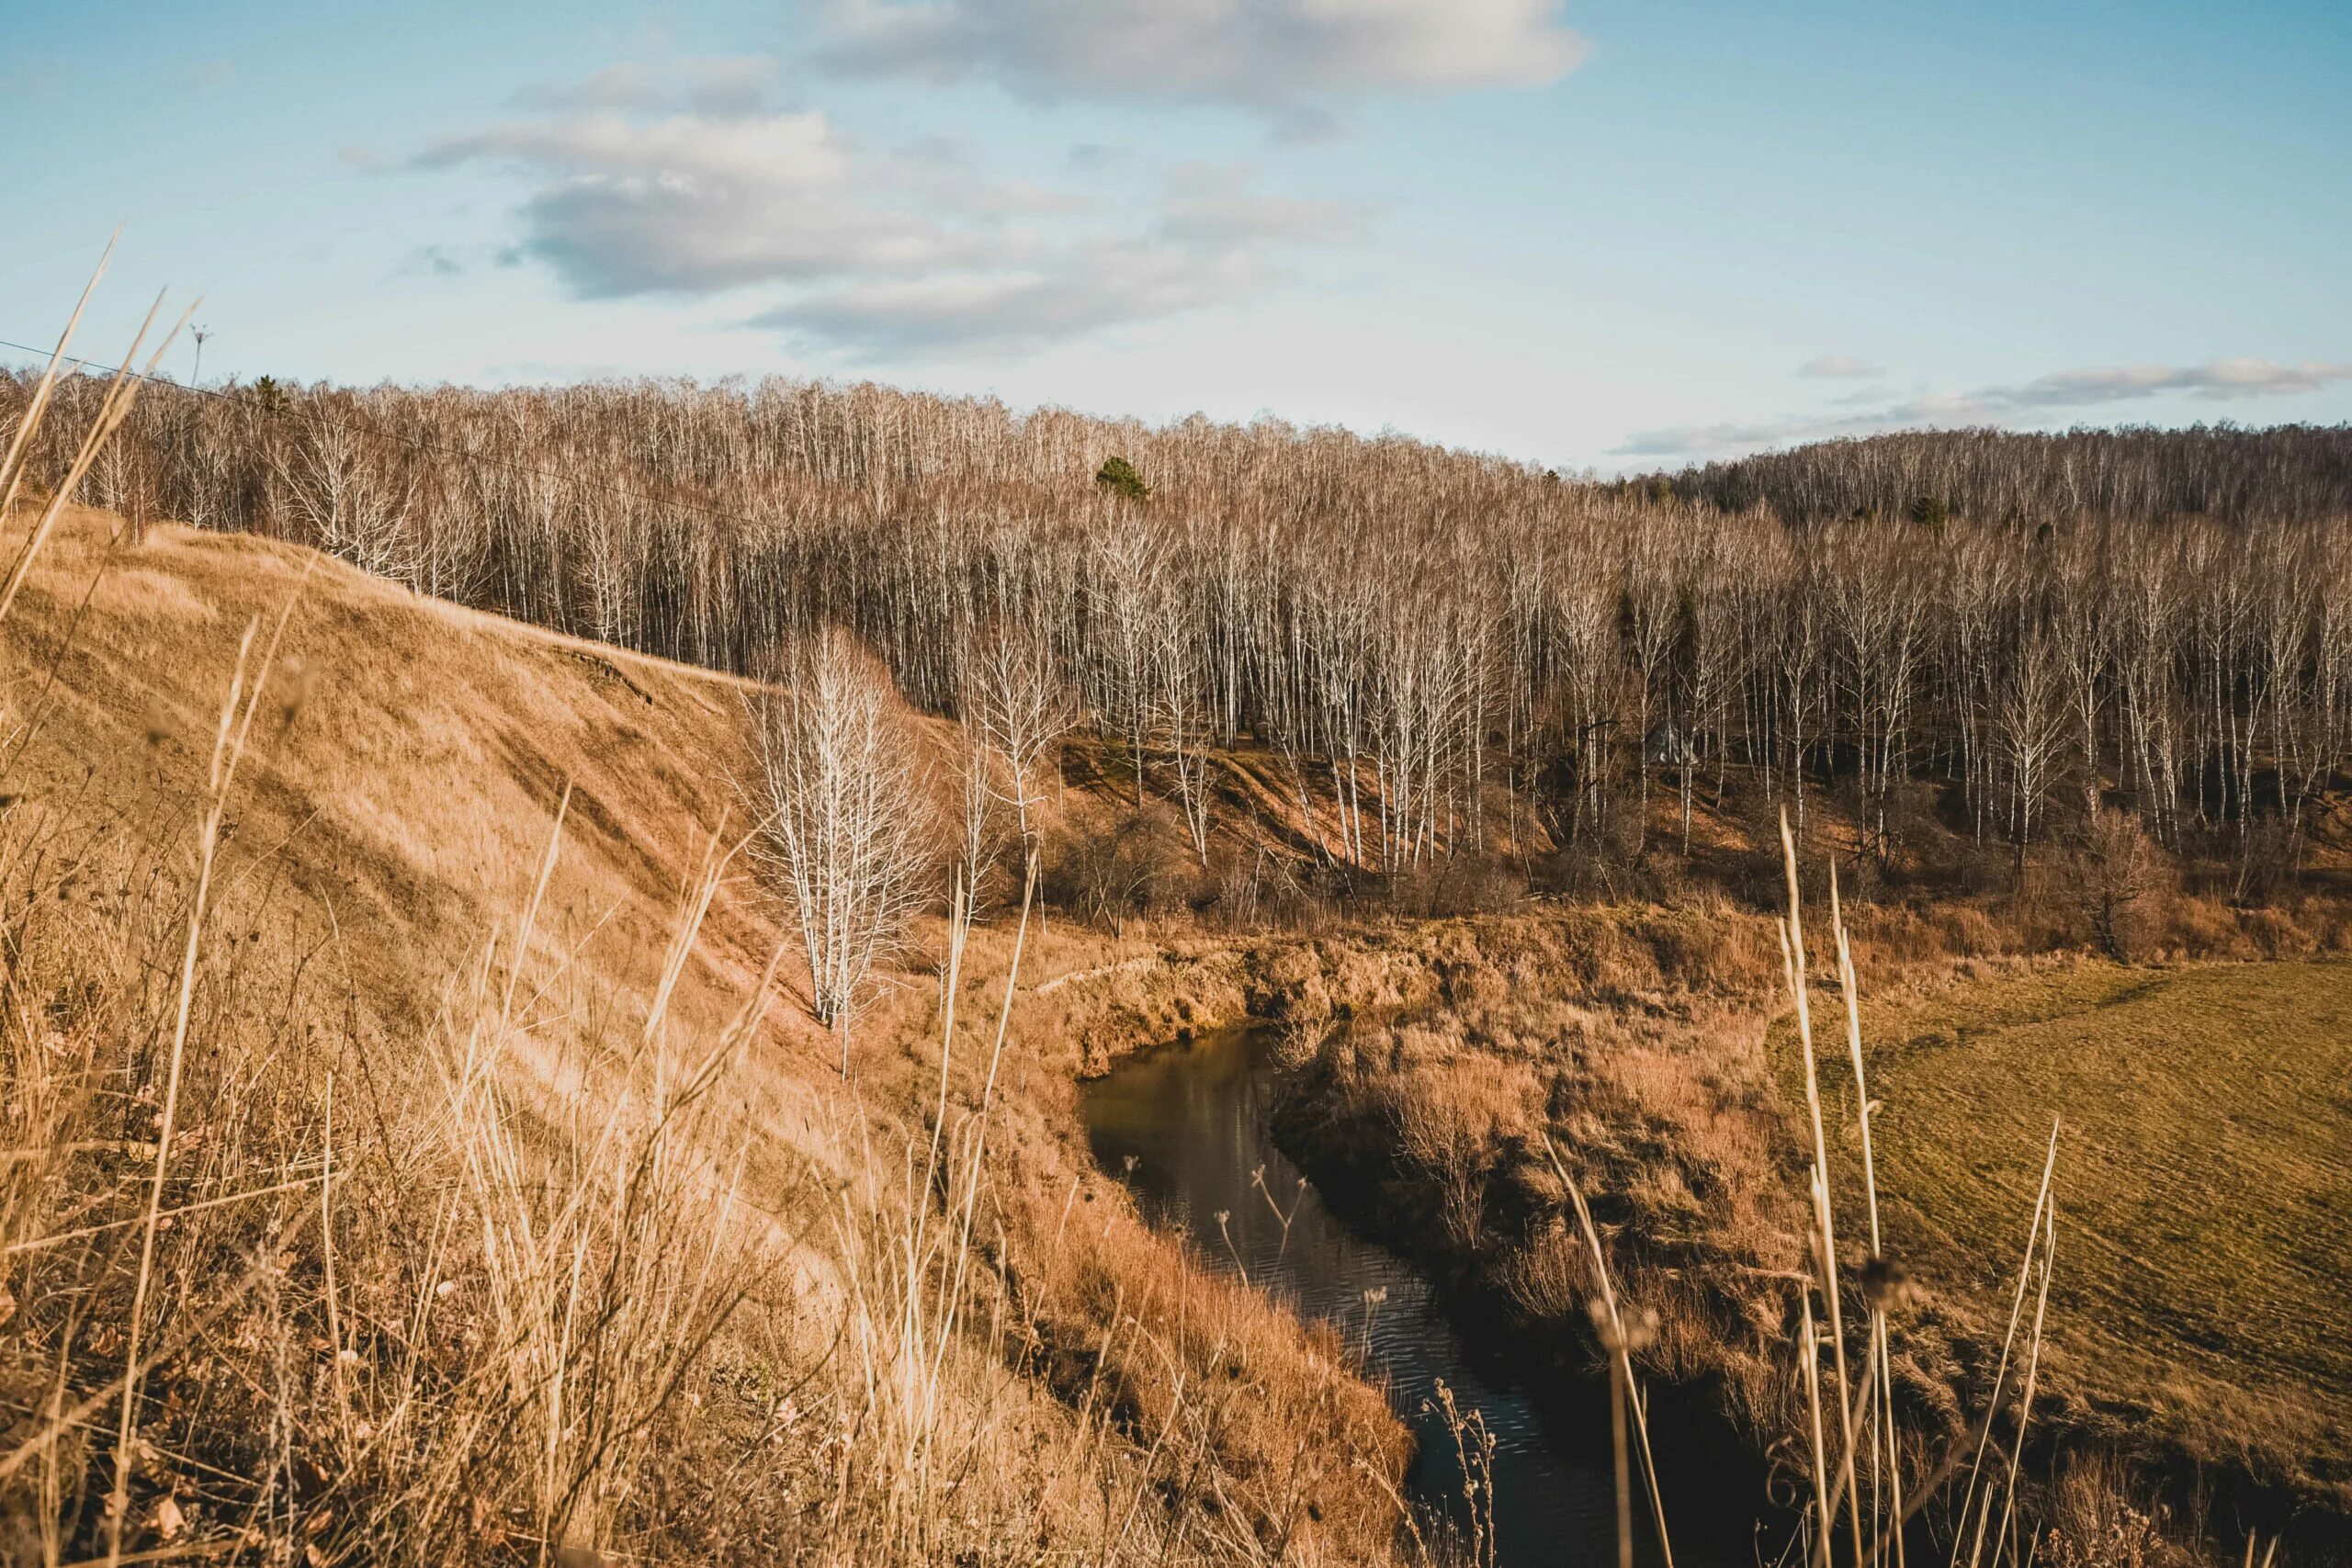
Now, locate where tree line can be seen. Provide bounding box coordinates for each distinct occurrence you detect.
[1648,424,2352,527]
[10,367,2351,886]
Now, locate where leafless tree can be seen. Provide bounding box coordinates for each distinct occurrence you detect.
[954,726,1001,920]
[270,417,417,584]
[962,620,1074,851]
[1152,604,1217,864]
[748,628,937,1073]
[1086,514,1168,807]
[1624,525,1680,852]
[1994,625,2068,865]
[12,362,2352,894]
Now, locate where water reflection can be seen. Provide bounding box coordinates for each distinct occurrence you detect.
[1081,1025,1695,1565]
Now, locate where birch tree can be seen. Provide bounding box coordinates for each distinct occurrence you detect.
[963,620,1074,850]
[750,628,937,1074]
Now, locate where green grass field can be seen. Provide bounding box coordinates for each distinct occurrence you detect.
[1789,959,2352,1502]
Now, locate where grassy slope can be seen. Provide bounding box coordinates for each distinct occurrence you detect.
[1819,959,2352,1503]
[11,510,782,1050]
[1,507,1409,1564]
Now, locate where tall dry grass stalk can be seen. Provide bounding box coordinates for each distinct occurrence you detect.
[0,241,193,624]
[1767,807,2066,1568]
[105,582,305,1562]
[1540,1132,1672,1568]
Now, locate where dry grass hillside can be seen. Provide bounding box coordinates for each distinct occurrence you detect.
[0,504,1411,1566]
[11,509,779,1053]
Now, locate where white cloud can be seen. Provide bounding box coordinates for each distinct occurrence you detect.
[1796,353,1883,379]
[765,164,1358,357]
[755,238,1271,357]
[419,108,978,296]
[1996,357,2352,408]
[427,109,849,190]
[417,65,1363,356]
[1159,161,1367,247]
[817,0,1588,116]
[1620,357,2352,458]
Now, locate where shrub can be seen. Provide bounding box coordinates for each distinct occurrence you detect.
[1039,806,1179,935]
[2067,807,2165,960]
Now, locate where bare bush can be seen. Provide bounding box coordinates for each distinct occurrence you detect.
[1041,807,1173,937]
[2070,808,2165,958]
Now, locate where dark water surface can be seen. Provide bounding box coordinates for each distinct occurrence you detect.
[1082,1025,1730,1567]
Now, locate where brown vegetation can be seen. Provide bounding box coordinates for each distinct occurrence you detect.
[9,295,2351,1568]
[1246,891,2348,1562]
[0,496,1412,1565]
[10,369,2352,912]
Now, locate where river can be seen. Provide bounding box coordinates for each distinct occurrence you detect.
[1081,1024,1724,1566]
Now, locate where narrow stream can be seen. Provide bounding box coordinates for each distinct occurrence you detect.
[1082,1024,1721,1566]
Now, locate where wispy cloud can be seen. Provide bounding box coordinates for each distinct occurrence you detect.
[510,55,777,117]
[816,0,1587,124]
[416,61,1365,358]
[754,238,1266,358]
[1796,353,1883,379]
[759,167,1363,357]
[1990,357,2352,408]
[1620,356,2352,457]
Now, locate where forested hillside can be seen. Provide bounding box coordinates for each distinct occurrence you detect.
[10,369,2350,892]
[1653,424,2352,525]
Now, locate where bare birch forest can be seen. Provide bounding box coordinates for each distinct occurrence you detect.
[12,368,2351,882]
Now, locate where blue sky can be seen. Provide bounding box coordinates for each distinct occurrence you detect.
[4,1,2346,471]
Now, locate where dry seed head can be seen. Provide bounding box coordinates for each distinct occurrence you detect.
[1588,1296,1658,1352]
[1860,1252,1918,1310]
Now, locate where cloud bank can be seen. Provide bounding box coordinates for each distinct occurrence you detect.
[818,0,1589,118]
[420,65,1363,357]
[1620,357,2352,457]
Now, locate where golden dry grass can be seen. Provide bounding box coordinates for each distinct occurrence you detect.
[8,489,2335,1564]
[0,502,1414,1565]
[1800,958,2352,1510]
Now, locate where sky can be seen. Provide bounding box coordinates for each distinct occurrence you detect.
[3,1,2347,473]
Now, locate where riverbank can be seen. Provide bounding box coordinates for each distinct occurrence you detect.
[1027,897,2352,1562]
[1080,1024,1662,1564]
[1189,914,2352,1562]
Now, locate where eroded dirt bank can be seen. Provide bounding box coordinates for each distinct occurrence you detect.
[1044,905,2352,1563]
